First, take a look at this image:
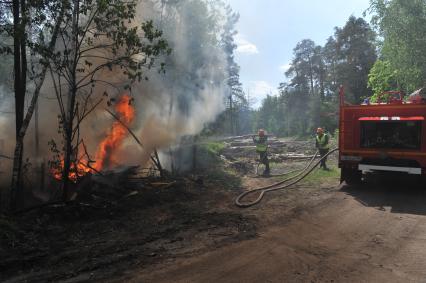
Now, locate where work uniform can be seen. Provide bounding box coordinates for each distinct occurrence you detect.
[253,135,270,175]
[316,133,330,169]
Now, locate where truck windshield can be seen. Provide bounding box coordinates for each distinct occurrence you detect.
[360,121,422,150]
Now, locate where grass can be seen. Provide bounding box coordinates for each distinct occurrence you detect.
[302,165,340,185]
[196,141,242,190]
[204,141,225,155]
[197,142,226,165]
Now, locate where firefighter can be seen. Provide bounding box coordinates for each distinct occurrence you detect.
[253,129,270,176]
[315,127,330,170]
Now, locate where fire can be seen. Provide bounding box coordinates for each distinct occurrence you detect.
[94,94,135,170]
[51,159,92,183]
[51,94,135,181]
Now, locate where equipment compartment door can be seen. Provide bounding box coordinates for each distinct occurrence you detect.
[360,120,422,150]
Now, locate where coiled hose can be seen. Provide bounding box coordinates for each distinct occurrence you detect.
[235,148,339,208]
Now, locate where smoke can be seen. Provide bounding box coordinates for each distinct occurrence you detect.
[0,84,14,185]
[0,0,231,179]
[125,0,229,169]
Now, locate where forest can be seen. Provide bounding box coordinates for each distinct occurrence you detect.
[244,0,426,137]
[2,0,426,282]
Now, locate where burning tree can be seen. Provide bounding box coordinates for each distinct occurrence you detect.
[47,0,170,200]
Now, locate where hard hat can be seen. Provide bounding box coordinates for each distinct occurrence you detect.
[316,127,324,134]
[258,129,265,136]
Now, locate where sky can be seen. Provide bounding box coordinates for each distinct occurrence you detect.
[228,0,371,108]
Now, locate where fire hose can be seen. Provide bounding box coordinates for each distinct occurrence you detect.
[235,148,339,208]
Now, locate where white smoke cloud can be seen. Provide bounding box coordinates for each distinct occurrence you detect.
[235,34,259,54]
[118,0,229,170]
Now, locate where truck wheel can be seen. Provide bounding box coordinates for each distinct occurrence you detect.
[341,167,362,185]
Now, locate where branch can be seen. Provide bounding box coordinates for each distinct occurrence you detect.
[104,108,161,169]
[75,56,133,87]
[15,2,66,142]
[72,98,103,137]
[49,65,66,119]
[79,43,115,56]
[77,6,100,51]
[0,154,12,160]
[104,108,143,147]
[81,139,95,163]
[78,161,102,175]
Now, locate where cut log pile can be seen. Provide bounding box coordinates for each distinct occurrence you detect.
[70,166,182,205]
[222,137,315,161]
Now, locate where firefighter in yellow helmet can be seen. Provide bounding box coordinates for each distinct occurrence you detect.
[316,127,330,170]
[253,129,270,176]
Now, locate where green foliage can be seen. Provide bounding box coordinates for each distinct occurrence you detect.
[254,16,376,138]
[222,4,246,134]
[368,59,398,100]
[253,94,287,136]
[49,1,170,88]
[43,0,171,189]
[302,165,340,184]
[334,17,377,103]
[204,142,225,155]
[369,0,426,92]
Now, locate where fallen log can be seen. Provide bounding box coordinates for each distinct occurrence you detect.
[221,134,275,142]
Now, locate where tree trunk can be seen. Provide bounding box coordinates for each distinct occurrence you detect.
[307,56,315,96]
[192,135,197,171]
[62,0,80,201]
[229,95,234,135]
[35,100,39,156]
[7,0,25,212]
[13,0,23,138]
[61,116,73,201]
[6,1,66,212]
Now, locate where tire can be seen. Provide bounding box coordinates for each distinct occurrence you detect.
[341,167,362,185]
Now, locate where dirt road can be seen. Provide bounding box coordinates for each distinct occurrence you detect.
[123,181,426,283]
[4,138,426,283]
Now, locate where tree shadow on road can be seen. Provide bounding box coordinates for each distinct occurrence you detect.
[341,175,426,216]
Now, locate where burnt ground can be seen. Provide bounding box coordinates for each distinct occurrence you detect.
[0,170,257,283]
[4,138,426,282]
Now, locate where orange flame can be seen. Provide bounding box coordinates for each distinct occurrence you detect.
[94,94,135,171]
[51,159,92,183]
[51,94,135,181]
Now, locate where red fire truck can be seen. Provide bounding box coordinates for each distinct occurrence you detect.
[339,86,426,184]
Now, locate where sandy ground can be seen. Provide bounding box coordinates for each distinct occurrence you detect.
[119,179,426,283]
[4,139,426,283]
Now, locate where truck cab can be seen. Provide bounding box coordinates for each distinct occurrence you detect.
[339,87,426,184]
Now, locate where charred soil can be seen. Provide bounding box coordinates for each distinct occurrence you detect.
[1,173,257,282]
